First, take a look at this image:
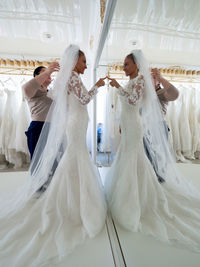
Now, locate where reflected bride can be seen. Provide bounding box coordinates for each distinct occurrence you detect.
[105,50,200,252]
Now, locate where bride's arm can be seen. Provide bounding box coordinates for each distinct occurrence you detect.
[68,72,98,105]
[118,75,145,105]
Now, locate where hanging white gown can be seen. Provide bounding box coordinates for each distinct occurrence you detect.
[0,89,21,166]
[101,87,112,152]
[0,72,106,266]
[109,86,121,155]
[179,86,193,159]
[188,87,199,158]
[0,90,7,166]
[167,99,187,162]
[0,90,6,153]
[15,98,31,155]
[105,76,200,252]
[196,87,200,157]
[0,90,6,126]
[101,83,122,155]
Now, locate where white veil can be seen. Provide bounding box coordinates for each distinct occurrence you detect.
[133,49,200,197]
[0,44,80,218]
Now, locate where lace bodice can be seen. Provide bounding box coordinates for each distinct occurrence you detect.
[68,71,98,105]
[118,75,144,105]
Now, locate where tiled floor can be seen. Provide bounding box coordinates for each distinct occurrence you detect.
[0,163,200,266]
[100,164,200,267]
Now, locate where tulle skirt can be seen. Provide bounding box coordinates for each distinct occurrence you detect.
[0,144,106,266]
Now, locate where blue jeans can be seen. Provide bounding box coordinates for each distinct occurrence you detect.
[25,121,45,159]
[143,121,170,183]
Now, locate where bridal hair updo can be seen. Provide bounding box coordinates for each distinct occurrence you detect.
[126,53,136,64]
[78,50,84,57]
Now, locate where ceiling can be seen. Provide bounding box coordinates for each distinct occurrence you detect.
[0,0,200,68]
[0,0,100,59]
[100,0,200,68]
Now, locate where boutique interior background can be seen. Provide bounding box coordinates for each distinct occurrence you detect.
[0,1,200,267]
[0,0,102,169]
[0,0,200,167]
[97,0,200,165]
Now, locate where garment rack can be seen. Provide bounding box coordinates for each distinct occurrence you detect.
[107,64,200,84]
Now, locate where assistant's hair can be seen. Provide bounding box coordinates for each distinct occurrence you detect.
[33,66,46,77]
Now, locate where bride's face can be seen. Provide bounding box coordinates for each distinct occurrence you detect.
[74,54,87,74]
[123,57,138,77]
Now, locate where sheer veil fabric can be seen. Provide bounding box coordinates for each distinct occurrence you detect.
[0,45,79,216]
[0,45,106,266]
[134,50,200,194]
[105,50,200,252]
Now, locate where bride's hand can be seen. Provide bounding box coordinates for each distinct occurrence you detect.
[95,77,106,88]
[107,77,120,88]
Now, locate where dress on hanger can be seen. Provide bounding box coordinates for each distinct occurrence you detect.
[188,87,199,158]
[0,90,6,154]
[0,89,21,166]
[178,86,192,159]
[15,97,31,155]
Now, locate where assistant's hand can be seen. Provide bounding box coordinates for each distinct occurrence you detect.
[46,62,60,75]
[35,62,60,90]
[151,68,161,82]
[151,68,162,90]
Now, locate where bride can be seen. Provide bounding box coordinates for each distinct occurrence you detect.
[0,45,106,266]
[105,50,200,252]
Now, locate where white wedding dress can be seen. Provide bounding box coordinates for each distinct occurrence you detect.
[15,99,31,155]
[105,75,200,252]
[0,90,6,154]
[0,89,21,166]
[167,100,187,162]
[179,86,193,159]
[0,90,7,167]
[196,88,200,157]
[188,87,199,158]
[0,72,106,266]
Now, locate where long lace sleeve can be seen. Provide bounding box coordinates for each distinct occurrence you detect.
[118,75,144,105]
[68,71,98,105]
